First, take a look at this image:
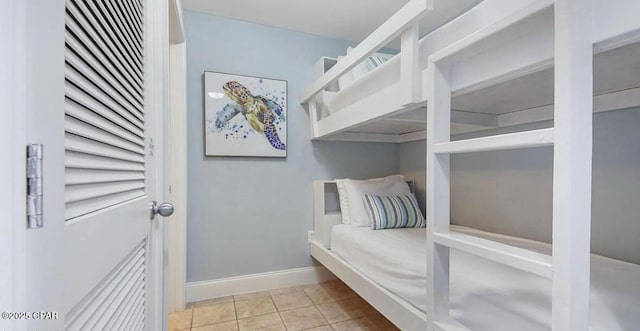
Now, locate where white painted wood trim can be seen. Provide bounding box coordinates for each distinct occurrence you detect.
[300,0,433,104]
[429,0,554,64]
[498,87,640,127]
[450,110,497,127]
[0,1,27,329]
[302,1,640,145]
[315,86,640,144]
[315,84,408,137]
[401,23,421,104]
[185,266,337,303]
[426,62,452,329]
[145,0,169,329]
[552,0,593,329]
[440,2,640,99]
[308,99,321,139]
[313,181,342,249]
[398,130,428,143]
[433,232,552,278]
[434,319,471,331]
[319,132,400,143]
[167,42,188,313]
[433,128,554,154]
[169,0,185,44]
[310,242,426,331]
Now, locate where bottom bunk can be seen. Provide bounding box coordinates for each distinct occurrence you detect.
[310,179,640,330]
[312,225,640,331]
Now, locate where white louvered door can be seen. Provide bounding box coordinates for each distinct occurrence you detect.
[22,0,168,330]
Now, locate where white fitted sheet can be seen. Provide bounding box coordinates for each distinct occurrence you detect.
[330,224,640,331]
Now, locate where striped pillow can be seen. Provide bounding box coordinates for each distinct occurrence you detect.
[362,194,425,230]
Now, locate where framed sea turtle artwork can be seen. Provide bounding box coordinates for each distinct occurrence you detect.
[204,71,287,157]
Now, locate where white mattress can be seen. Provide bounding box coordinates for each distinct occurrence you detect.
[330,224,640,331]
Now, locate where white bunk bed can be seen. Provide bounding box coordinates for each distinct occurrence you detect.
[311,181,640,331]
[302,0,640,330]
[301,0,640,144]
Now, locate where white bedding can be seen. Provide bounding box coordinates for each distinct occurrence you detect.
[330,224,640,331]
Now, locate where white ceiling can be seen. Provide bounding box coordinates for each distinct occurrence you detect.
[182,0,482,45]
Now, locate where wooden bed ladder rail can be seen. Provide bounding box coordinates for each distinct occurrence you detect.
[425,0,593,330]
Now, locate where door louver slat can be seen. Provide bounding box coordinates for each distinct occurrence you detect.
[130,0,144,20]
[65,134,145,164]
[66,1,143,90]
[113,1,143,42]
[65,100,144,146]
[87,1,143,71]
[68,1,143,83]
[66,190,146,221]
[66,84,144,138]
[96,1,143,61]
[65,116,144,154]
[78,261,144,330]
[124,296,147,331]
[65,18,143,101]
[66,45,143,115]
[66,168,146,186]
[104,281,144,330]
[66,241,146,331]
[66,181,146,204]
[66,151,145,172]
[66,66,143,126]
[64,0,145,221]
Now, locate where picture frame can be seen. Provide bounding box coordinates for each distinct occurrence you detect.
[203,71,288,157]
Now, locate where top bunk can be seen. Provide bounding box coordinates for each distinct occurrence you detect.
[300,0,640,143]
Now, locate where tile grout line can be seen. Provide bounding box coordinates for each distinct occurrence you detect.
[189,306,194,330]
[175,281,393,331]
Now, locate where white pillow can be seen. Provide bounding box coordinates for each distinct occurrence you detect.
[335,179,351,224]
[344,175,411,227]
[336,56,355,90]
[336,49,394,91]
[347,47,395,81]
[347,47,369,81]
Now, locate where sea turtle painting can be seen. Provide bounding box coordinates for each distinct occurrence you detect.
[214,81,286,150]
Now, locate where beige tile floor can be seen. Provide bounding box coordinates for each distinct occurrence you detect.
[169,279,400,331]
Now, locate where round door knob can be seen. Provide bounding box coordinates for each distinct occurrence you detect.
[151,201,175,219]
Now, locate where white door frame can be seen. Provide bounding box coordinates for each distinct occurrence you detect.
[0,0,27,329]
[168,42,188,312]
[147,0,170,328]
[167,0,188,312]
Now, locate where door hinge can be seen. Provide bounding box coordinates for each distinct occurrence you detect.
[26,144,43,229]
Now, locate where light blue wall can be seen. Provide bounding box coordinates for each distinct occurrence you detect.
[185,11,400,282]
[399,108,640,264]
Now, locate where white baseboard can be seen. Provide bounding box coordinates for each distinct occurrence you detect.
[186,266,336,303]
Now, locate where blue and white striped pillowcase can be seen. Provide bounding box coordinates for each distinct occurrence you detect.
[362,194,425,230]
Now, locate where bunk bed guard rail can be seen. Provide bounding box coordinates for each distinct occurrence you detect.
[299,0,433,106]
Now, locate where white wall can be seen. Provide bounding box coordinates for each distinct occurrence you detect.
[399,108,640,264]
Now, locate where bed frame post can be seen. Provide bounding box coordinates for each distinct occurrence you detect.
[552,0,593,330]
[426,62,452,330]
[308,98,320,139]
[401,23,421,105]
